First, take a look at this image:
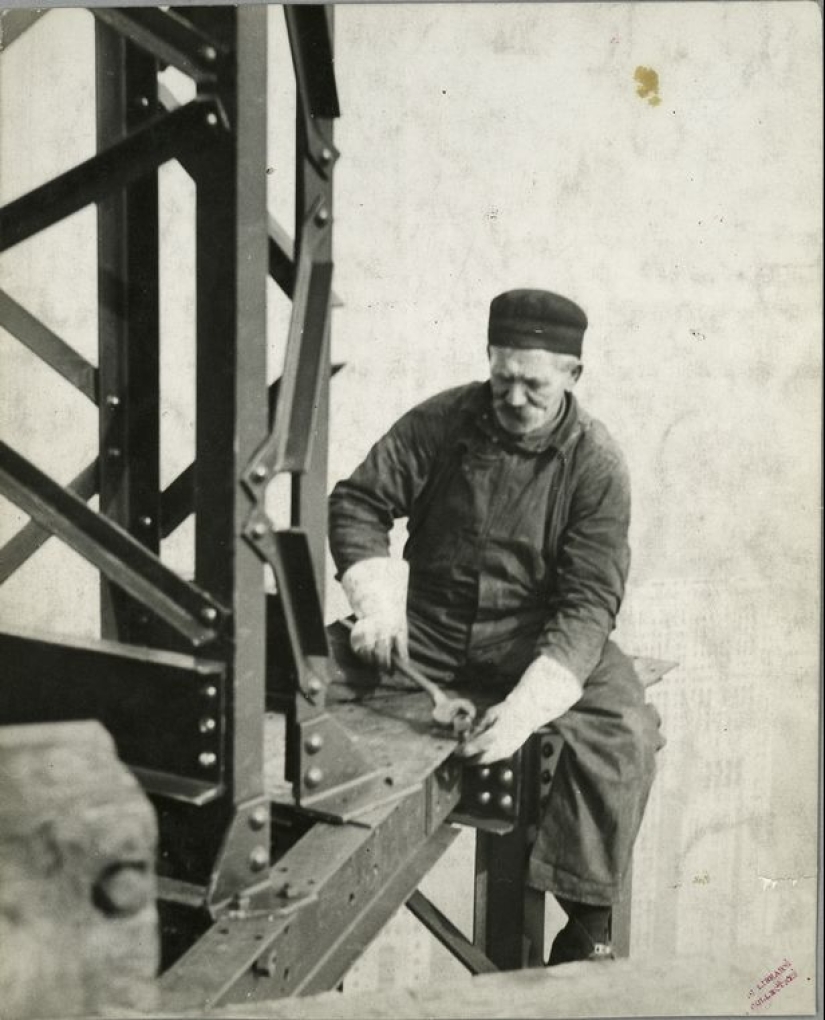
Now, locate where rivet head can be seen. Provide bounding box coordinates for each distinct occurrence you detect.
[478,767,491,780]
[105,394,120,408]
[251,465,268,482]
[201,44,218,61]
[542,742,554,758]
[305,766,324,789]
[138,515,153,528]
[206,111,219,127]
[199,751,217,769]
[199,717,216,734]
[201,606,218,623]
[305,733,323,754]
[498,793,514,811]
[251,522,267,539]
[202,684,218,699]
[136,95,150,109]
[249,806,268,831]
[249,846,269,872]
[477,790,491,806]
[307,677,323,696]
[499,768,514,787]
[320,146,334,164]
[315,207,330,226]
[108,447,122,459]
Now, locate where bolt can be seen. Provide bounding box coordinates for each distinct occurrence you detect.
[477,790,491,806]
[206,111,219,128]
[499,767,514,787]
[199,751,217,769]
[202,684,218,699]
[199,716,216,734]
[105,394,120,408]
[253,950,277,977]
[201,606,218,623]
[251,465,268,482]
[249,805,268,831]
[201,44,218,62]
[498,793,514,812]
[314,206,330,226]
[305,766,324,789]
[249,846,269,872]
[305,732,323,754]
[229,892,251,914]
[251,522,267,539]
[92,863,151,917]
[320,146,334,165]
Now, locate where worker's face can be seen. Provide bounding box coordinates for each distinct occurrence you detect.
[488,346,582,435]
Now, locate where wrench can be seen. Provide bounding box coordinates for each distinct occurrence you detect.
[340,619,477,735]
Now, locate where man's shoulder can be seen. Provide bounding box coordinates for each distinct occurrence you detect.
[573,404,629,475]
[406,381,486,422]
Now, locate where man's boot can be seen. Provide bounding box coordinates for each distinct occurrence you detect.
[547,900,614,966]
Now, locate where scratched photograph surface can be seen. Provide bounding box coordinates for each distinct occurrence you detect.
[0,2,821,1017]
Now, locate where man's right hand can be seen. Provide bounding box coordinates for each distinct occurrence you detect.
[349,615,408,671]
[340,558,410,671]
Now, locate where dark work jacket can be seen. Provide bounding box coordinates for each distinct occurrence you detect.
[328,382,631,685]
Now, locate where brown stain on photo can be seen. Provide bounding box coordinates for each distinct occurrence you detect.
[634,66,662,106]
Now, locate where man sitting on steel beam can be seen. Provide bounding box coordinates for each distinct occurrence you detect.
[328,288,664,965]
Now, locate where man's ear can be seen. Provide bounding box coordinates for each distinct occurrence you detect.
[569,363,584,387]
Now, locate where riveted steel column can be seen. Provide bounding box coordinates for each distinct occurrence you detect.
[96,22,160,645]
[289,4,336,590]
[191,7,268,808]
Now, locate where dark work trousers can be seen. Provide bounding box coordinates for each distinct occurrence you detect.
[406,612,665,907]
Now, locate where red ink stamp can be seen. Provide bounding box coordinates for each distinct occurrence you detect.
[748,959,797,1009]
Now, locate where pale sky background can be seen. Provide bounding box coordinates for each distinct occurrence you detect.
[0,2,821,1009]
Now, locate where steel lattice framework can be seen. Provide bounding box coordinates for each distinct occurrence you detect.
[0,7,670,1005]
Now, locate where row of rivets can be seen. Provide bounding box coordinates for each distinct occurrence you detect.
[477,764,515,786]
[477,791,514,811]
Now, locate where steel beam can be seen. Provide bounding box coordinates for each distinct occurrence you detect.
[472,738,547,969]
[0,98,220,254]
[159,364,345,541]
[0,458,97,585]
[92,8,224,83]
[96,22,162,645]
[0,288,98,403]
[407,890,499,975]
[0,441,224,645]
[160,779,463,1008]
[0,8,47,50]
[0,627,226,796]
[191,7,269,814]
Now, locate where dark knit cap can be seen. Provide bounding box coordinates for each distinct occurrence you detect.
[488,289,587,357]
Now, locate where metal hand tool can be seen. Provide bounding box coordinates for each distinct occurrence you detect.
[341,619,477,735]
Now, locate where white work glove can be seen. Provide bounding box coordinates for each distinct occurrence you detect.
[341,557,409,670]
[456,655,583,765]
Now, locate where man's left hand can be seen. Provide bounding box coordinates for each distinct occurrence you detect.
[455,701,534,765]
[454,654,584,765]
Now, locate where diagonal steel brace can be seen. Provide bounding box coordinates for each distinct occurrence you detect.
[0,441,225,645]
